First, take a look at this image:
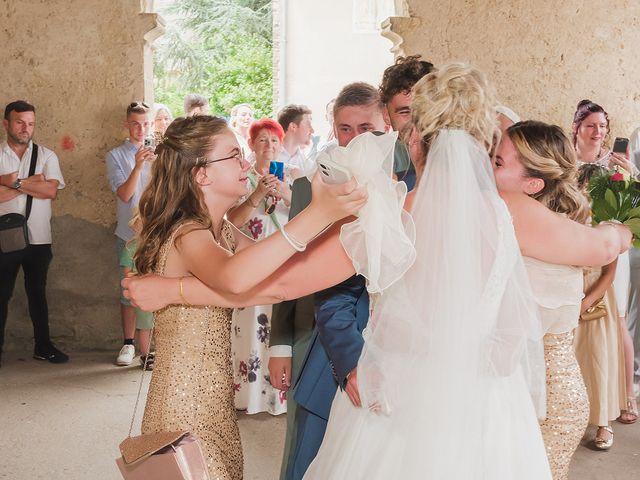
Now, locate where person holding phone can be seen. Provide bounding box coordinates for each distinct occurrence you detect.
[227,118,293,415]
[105,101,155,367]
[571,99,638,447]
[572,99,637,175]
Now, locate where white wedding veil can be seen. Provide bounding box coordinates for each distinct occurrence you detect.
[349,128,546,476]
[304,63,551,480]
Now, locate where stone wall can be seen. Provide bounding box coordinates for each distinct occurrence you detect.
[0,1,161,351]
[391,1,640,137]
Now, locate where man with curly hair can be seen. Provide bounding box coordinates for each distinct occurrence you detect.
[378,55,434,190]
[379,55,434,132]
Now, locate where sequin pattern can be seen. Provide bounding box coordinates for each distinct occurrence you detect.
[539,331,589,480]
[141,221,243,480]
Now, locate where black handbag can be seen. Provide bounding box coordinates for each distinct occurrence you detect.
[0,144,38,253]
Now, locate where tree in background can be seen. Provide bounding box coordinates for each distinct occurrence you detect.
[154,0,273,118]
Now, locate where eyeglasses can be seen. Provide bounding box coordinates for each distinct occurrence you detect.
[197,149,246,168]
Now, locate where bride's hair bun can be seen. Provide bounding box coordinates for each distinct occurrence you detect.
[411,62,499,151]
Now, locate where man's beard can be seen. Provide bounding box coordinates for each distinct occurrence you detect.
[8,131,31,145]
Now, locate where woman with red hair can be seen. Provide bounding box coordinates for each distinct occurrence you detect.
[227,118,292,415]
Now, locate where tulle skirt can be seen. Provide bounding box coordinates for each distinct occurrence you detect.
[304,366,551,479]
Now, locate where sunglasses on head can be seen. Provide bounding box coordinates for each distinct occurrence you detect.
[129,101,150,109]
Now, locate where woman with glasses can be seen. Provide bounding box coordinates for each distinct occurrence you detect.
[227,118,292,416]
[128,115,365,480]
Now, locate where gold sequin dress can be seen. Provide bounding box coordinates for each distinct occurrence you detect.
[141,221,243,480]
[524,257,589,480]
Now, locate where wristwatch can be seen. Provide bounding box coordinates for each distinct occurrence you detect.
[12,179,22,190]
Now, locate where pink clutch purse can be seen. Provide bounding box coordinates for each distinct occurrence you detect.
[115,334,210,480]
[116,431,210,480]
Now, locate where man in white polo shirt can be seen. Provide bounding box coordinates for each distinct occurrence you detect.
[277,105,315,177]
[0,100,66,365]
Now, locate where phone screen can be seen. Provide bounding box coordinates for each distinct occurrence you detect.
[613,137,629,154]
[269,161,284,181]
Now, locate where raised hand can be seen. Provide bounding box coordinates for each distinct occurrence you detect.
[608,151,637,176]
[309,172,367,225]
[256,173,280,199]
[135,146,156,167]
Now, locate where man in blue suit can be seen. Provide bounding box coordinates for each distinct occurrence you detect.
[283,82,387,480]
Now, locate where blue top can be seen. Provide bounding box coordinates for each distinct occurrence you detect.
[105,140,151,241]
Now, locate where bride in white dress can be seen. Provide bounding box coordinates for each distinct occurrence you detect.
[304,62,552,479]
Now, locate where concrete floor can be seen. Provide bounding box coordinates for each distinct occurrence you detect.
[0,352,638,480]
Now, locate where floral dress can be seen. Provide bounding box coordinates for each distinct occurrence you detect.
[231,169,290,415]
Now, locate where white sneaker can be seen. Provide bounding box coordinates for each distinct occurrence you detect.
[116,344,135,366]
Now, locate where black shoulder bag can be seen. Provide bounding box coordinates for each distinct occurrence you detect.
[0,144,39,253]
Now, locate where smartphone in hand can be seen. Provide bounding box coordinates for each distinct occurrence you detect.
[317,156,351,184]
[613,137,629,154]
[269,161,285,181]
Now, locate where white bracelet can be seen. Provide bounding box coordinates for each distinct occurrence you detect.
[280,226,306,252]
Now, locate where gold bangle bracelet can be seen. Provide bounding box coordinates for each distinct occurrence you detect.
[179,276,191,306]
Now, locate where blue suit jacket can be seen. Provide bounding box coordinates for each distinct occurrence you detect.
[293,274,369,420]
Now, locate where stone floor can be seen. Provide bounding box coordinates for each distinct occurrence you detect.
[0,351,638,479]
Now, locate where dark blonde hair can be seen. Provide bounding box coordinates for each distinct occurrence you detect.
[333,82,382,117]
[135,115,229,274]
[508,120,590,224]
[410,62,499,170]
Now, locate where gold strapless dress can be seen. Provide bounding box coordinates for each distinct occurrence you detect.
[141,221,243,479]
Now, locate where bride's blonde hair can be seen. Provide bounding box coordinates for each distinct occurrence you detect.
[411,62,499,169]
[508,120,590,224]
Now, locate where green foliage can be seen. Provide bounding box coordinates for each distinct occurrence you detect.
[154,0,273,118]
[588,168,640,245]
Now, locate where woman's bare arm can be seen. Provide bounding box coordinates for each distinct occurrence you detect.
[122,221,356,311]
[179,177,364,295]
[502,192,630,267]
[581,260,617,313]
[227,174,279,228]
